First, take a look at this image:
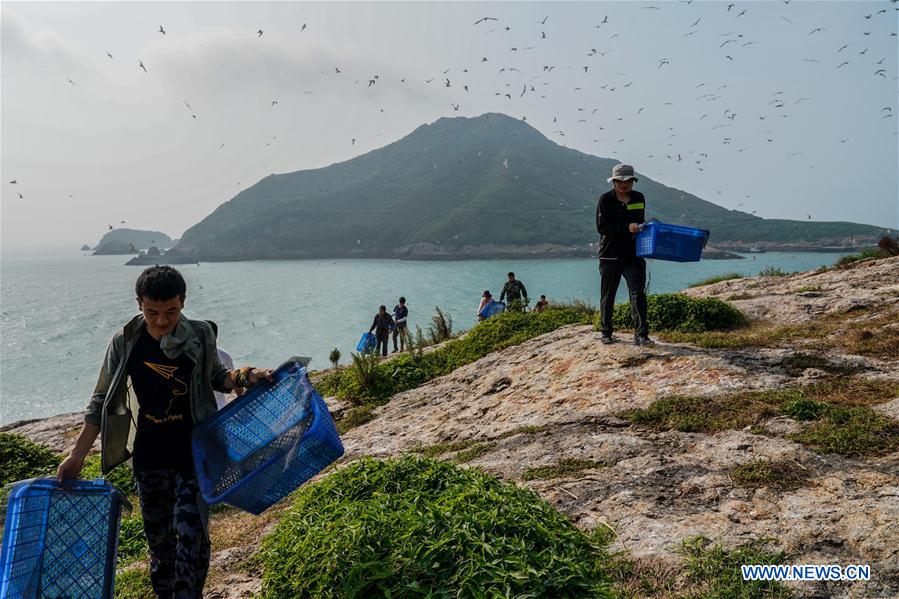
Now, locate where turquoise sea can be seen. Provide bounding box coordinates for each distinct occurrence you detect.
[0,250,847,424]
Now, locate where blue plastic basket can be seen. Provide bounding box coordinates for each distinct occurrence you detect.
[191,361,344,515]
[636,221,710,262]
[0,478,130,599]
[356,332,377,353]
[478,300,506,320]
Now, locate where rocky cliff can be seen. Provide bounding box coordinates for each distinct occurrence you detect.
[5,256,897,598]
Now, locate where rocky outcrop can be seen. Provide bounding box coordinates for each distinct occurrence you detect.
[6,256,898,598]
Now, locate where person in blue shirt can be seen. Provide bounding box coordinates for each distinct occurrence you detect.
[392,297,409,353]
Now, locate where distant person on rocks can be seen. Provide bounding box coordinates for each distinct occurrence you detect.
[369,305,395,357]
[533,295,549,313]
[500,272,528,312]
[477,290,492,321]
[392,297,409,353]
[56,265,274,599]
[597,163,652,346]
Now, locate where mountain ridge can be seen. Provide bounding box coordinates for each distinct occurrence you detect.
[167,113,888,261]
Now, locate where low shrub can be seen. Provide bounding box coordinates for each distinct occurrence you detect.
[258,456,615,598]
[759,265,788,277]
[729,460,808,491]
[597,293,747,334]
[0,433,61,485]
[687,272,743,288]
[835,247,890,267]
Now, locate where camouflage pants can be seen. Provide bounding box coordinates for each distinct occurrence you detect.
[135,468,211,599]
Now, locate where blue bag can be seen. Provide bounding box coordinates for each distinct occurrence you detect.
[478,300,506,320]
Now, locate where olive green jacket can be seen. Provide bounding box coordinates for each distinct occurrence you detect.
[85,314,230,473]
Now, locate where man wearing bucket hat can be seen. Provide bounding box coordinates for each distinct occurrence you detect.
[596,163,652,346]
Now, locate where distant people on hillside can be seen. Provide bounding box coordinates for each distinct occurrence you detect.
[597,163,652,346]
[500,272,528,312]
[392,297,409,353]
[533,295,549,313]
[369,305,395,357]
[206,320,241,409]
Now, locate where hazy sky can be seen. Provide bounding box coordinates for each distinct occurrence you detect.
[2,1,897,252]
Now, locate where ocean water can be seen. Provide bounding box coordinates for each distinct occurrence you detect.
[0,250,845,424]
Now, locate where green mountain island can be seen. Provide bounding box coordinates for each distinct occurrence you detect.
[166,113,889,262]
[93,228,173,255]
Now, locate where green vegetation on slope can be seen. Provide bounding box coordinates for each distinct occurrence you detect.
[171,113,887,260]
[258,456,615,598]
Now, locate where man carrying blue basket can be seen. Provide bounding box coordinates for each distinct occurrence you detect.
[57,265,273,599]
[596,163,653,347]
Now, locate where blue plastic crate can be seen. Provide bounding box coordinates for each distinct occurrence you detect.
[0,478,130,599]
[191,361,344,515]
[356,332,377,353]
[478,300,506,320]
[636,221,710,262]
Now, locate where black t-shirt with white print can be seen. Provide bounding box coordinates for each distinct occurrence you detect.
[126,327,195,472]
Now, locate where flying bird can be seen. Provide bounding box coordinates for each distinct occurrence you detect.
[658,58,670,68]
[159,25,165,35]
[9,180,16,184]
[837,61,849,68]
[541,31,547,38]
[809,27,825,34]
[66,77,75,86]
[17,193,23,199]
[300,23,307,31]
[257,29,263,37]
[139,60,147,73]
[690,17,701,27]
[272,100,278,105]
[474,17,498,25]
[106,51,114,59]
[540,16,548,24]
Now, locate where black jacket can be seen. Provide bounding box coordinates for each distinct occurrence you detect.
[596,189,646,260]
[370,312,394,336]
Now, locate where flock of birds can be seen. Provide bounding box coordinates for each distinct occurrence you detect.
[6,1,897,230]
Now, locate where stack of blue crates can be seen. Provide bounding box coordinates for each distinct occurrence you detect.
[636,221,711,262]
[191,361,344,515]
[0,478,130,599]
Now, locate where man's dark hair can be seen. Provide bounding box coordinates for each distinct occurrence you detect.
[540,295,546,300]
[399,297,406,303]
[135,266,186,302]
[206,320,218,337]
[379,305,387,311]
[507,272,515,278]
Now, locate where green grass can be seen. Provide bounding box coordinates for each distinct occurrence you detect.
[452,442,496,463]
[0,432,62,485]
[522,458,608,481]
[789,405,899,456]
[728,460,808,491]
[678,536,793,598]
[117,516,149,566]
[687,273,743,288]
[335,406,376,435]
[727,292,754,301]
[258,456,616,598]
[409,439,496,463]
[114,567,154,598]
[622,379,899,456]
[793,285,822,294]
